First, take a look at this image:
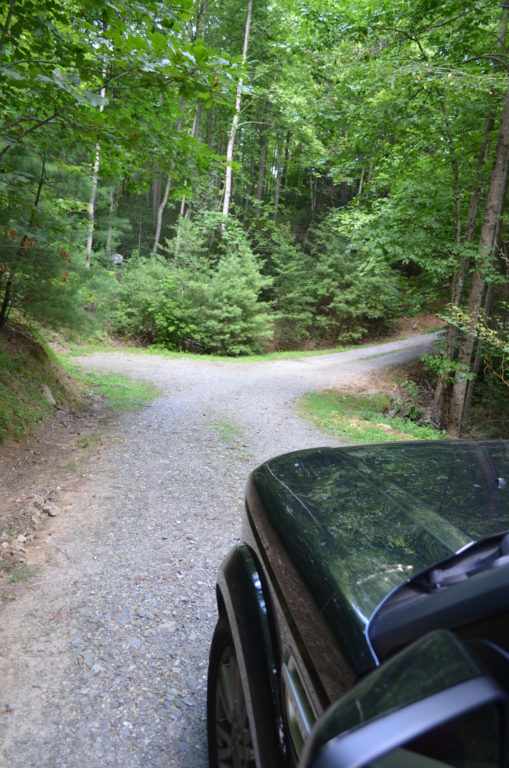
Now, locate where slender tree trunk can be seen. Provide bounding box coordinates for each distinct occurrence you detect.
[463,285,493,425]
[175,102,200,256]
[310,172,317,222]
[0,156,46,327]
[152,175,162,221]
[283,132,291,189]
[152,177,173,254]
[358,167,365,196]
[254,140,267,218]
[152,115,183,255]
[221,0,252,228]
[438,94,462,245]
[206,106,215,150]
[105,189,116,258]
[85,74,106,269]
[274,142,283,221]
[448,80,509,436]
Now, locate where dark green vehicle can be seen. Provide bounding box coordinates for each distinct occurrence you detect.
[207,440,509,768]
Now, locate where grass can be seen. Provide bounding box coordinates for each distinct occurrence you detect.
[58,357,160,413]
[0,324,160,445]
[211,420,244,443]
[69,331,436,364]
[8,563,32,584]
[300,390,444,444]
[0,327,72,442]
[68,340,356,362]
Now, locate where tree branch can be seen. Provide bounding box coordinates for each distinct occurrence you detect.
[0,111,59,160]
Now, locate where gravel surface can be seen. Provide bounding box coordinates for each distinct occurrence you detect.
[0,334,437,767]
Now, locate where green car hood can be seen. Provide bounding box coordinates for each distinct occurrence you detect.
[250,440,509,672]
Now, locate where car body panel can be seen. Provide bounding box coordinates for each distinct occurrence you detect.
[249,441,509,675]
[209,439,509,768]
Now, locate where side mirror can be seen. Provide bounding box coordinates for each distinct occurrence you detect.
[299,630,507,768]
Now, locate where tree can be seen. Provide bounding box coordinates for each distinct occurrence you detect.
[448,80,509,435]
[221,0,252,225]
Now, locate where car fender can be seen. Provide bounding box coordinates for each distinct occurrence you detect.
[216,543,287,767]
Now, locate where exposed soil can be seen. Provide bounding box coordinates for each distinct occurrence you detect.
[0,399,112,579]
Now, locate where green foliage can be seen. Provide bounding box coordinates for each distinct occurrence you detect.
[267,226,314,348]
[111,216,272,355]
[467,369,509,438]
[187,220,272,355]
[421,352,475,384]
[0,324,71,441]
[440,304,509,388]
[307,212,401,343]
[387,379,425,423]
[109,253,183,343]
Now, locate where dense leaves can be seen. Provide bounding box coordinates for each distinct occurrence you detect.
[0,0,508,432]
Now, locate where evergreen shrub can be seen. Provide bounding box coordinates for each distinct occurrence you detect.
[111,215,272,355]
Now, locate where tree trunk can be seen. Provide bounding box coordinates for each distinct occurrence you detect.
[431,116,495,427]
[0,155,46,327]
[463,285,493,425]
[221,0,252,228]
[152,175,162,221]
[310,172,317,222]
[274,142,283,221]
[448,80,509,436]
[105,189,116,258]
[433,10,508,430]
[85,74,106,269]
[253,140,267,218]
[151,115,183,255]
[283,132,291,189]
[175,102,200,256]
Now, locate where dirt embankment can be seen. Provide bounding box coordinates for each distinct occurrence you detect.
[0,401,111,580]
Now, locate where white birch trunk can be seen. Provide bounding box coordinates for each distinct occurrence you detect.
[85,79,106,269]
[221,0,252,228]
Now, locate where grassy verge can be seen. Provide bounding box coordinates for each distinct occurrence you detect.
[300,390,444,444]
[59,357,160,413]
[0,326,72,442]
[0,324,159,445]
[67,341,356,362]
[68,330,441,364]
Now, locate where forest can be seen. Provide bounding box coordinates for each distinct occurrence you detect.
[0,0,508,438]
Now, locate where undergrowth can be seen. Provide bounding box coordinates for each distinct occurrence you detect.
[301,390,444,444]
[0,322,159,445]
[0,324,73,442]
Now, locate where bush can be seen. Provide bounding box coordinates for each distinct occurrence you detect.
[110,216,272,355]
[109,253,182,343]
[307,212,401,343]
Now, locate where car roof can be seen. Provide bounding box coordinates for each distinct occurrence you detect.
[250,440,509,673]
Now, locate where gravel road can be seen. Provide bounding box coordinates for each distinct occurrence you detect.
[0,334,437,768]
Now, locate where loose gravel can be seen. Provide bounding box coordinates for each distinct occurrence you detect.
[0,334,437,767]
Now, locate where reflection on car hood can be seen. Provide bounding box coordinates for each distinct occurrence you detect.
[250,440,509,670]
